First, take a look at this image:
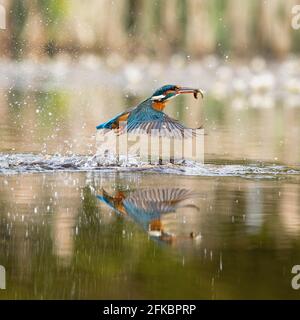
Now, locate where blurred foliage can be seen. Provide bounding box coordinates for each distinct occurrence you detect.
[10,0,28,59]
[1,0,300,59]
[37,0,67,31]
[37,0,68,56]
[210,0,230,54]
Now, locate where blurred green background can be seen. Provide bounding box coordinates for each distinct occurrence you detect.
[0,0,300,60]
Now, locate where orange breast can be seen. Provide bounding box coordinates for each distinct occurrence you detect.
[152,101,166,111]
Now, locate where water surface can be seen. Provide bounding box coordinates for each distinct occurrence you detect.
[0,172,300,299]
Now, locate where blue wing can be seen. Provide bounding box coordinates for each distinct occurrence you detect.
[123,188,200,228]
[124,99,199,138]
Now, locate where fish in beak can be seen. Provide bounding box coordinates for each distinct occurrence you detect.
[176,87,204,99]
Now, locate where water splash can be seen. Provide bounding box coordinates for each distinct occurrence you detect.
[1,153,299,178]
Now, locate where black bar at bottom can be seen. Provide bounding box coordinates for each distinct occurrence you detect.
[0,300,298,318]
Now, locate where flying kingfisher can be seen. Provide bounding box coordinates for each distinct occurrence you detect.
[96,85,203,137]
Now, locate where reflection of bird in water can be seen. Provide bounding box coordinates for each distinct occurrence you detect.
[96,85,203,138]
[97,187,201,243]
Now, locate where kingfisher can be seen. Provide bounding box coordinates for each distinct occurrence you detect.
[97,187,201,243]
[96,85,203,137]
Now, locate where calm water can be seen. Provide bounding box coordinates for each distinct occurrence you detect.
[0,172,300,299]
[0,65,300,299]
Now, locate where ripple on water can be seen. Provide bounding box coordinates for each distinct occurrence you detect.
[0,153,299,178]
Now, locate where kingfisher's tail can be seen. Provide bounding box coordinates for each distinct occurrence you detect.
[96,109,131,130]
[96,118,116,130]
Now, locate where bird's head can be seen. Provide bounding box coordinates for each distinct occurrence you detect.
[151,84,203,103]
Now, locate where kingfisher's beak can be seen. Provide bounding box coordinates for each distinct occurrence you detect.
[176,87,204,99]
